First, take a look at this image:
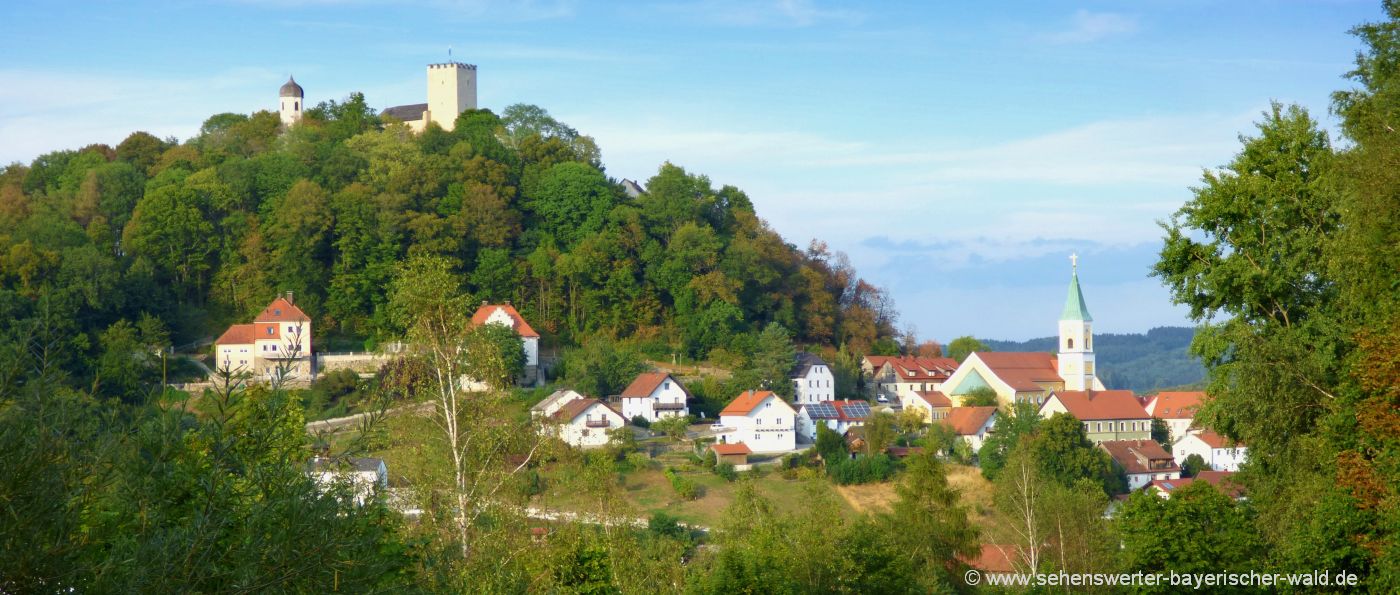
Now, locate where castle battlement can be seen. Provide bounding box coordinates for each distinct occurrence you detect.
[428,61,477,70]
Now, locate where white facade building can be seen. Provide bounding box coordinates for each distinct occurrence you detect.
[795,400,871,441]
[279,77,303,127]
[551,398,626,448]
[470,303,540,383]
[307,457,387,506]
[789,352,835,405]
[716,390,796,453]
[215,293,313,382]
[1145,391,1204,442]
[619,372,689,423]
[532,389,585,419]
[1173,430,1249,472]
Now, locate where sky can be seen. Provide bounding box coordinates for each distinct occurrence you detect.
[0,0,1383,340]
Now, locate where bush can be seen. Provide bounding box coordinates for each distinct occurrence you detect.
[827,454,896,485]
[746,466,764,479]
[631,415,651,429]
[702,448,717,469]
[714,462,738,482]
[664,467,701,500]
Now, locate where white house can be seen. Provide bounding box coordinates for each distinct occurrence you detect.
[901,390,952,423]
[1099,439,1181,491]
[471,302,540,383]
[215,293,313,382]
[938,406,998,452]
[716,390,796,453]
[550,398,626,448]
[619,372,690,423]
[307,457,387,506]
[796,400,872,441]
[790,352,835,405]
[531,389,585,419]
[1173,429,1248,472]
[1145,391,1204,442]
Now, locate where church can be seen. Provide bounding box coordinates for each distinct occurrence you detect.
[276,61,478,132]
[941,255,1107,407]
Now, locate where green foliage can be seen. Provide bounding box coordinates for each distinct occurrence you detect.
[978,401,1041,480]
[714,462,738,482]
[961,386,999,407]
[881,450,980,591]
[630,415,651,429]
[463,322,527,390]
[1180,453,1207,478]
[827,453,896,485]
[1150,416,1172,445]
[664,468,701,501]
[862,411,897,456]
[945,335,989,363]
[652,414,692,443]
[561,337,646,397]
[814,422,846,463]
[1033,412,1124,495]
[1117,483,1264,580]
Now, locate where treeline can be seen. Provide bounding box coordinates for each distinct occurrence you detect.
[983,326,1205,392]
[0,98,897,399]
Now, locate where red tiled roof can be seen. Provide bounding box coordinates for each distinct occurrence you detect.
[1099,440,1178,475]
[552,398,620,423]
[863,355,896,369]
[216,323,256,346]
[963,544,1020,574]
[1047,390,1149,421]
[1147,391,1204,419]
[915,390,952,408]
[1151,470,1245,498]
[832,400,871,422]
[941,406,997,435]
[712,443,752,456]
[886,356,959,381]
[620,372,684,399]
[1193,430,1244,449]
[721,390,779,416]
[471,303,539,338]
[974,352,1062,391]
[254,297,310,323]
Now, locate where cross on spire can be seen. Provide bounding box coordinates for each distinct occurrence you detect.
[1070,252,1079,272]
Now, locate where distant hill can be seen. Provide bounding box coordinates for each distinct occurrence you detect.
[982,326,1204,394]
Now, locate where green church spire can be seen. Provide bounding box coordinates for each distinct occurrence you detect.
[1061,253,1093,322]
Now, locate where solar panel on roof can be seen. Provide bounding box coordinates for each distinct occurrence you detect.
[843,402,871,419]
[806,402,837,418]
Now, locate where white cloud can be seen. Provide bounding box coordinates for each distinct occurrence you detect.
[1038,10,1138,44]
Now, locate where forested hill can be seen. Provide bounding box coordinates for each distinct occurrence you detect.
[983,326,1204,393]
[0,97,898,392]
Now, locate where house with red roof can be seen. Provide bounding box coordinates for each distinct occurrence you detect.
[711,442,752,466]
[938,406,999,451]
[1172,429,1248,472]
[795,400,872,441]
[471,302,540,383]
[549,398,626,448]
[215,293,313,381]
[961,544,1025,578]
[867,355,959,404]
[1145,391,1204,441]
[715,390,796,453]
[1099,439,1181,491]
[942,261,1110,407]
[1148,470,1245,500]
[619,371,689,423]
[904,389,953,423]
[1039,390,1151,444]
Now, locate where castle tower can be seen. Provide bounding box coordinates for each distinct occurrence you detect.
[1057,253,1097,391]
[279,76,304,127]
[425,62,477,131]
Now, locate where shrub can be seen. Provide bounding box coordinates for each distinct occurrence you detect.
[702,448,717,469]
[715,462,738,482]
[630,415,651,429]
[664,468,701,500]
[827,454,896,485]
[746,466,764,479]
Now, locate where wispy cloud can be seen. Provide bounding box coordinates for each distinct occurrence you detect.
[231,0,575,22]
[654,0,862,28]
[1038,10,1138,44]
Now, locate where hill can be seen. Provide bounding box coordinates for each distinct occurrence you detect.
[983,326,1204,393]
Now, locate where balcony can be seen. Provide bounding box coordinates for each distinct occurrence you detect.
[653,402,687,411]
[585,419,611,428]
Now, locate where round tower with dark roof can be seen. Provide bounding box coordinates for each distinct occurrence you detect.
[279,76,304,127]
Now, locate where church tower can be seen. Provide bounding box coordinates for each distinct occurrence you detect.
[1058,254,1097,391]
[426,62,477,131]
[279,76,304,127]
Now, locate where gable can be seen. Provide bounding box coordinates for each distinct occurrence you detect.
[947,366,993,395]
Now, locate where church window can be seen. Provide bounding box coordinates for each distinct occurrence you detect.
[294,101,299,110]
[1068,338,1074,349]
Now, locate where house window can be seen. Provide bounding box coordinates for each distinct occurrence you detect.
[664,381,670,389]
[1068,338,1074,349]
[266,327,274,335]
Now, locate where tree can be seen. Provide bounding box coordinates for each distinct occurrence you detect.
[945,335,989,363]
[463,320,526,391]
[1180,453,1207,478]
[1031,412,1123,495]
[960,386,999,407]
[880,450,979,591]
[561,337,646,397]
[651,415,691,443]
[746,322,796,398]
[863,411,897,456]
[1150,417,1172,445]
[815,423,845,464]
[1117,482,1264,578]
[978,402,1041,480]
[993,445,1118,577]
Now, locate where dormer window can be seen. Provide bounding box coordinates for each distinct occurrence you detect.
[266,327,274,335]
[274,309,281,316]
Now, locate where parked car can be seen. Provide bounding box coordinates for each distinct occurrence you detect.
[876,394,889,404]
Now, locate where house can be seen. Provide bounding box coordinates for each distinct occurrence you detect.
[1145,391,1204,442]
[551,398,626,448]
[711,442,752,466]
[1172,429,1248,472]
[1039,390,1152,443]
[790,352,836,405]
[938,406,999,451]
[215,293,313,382]
[942,260,1110,406]
[619,372,690,423]
[902,390,953,423]
[1148,470,1245,500]
[715,390,796,453]
[1098,439,1181,491]
[867,356,958,403]
[471,302,540,383]
[531,389,585,419]
[306,456,387,505]
[795,400,872,441]
[962,544,1023,579]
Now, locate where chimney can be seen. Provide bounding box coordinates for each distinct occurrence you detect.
[285,290,295,304]
[481,300,488,306]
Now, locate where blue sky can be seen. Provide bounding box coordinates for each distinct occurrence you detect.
[0,0,1381,340]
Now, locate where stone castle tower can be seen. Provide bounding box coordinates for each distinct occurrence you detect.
[425,62,477,131]
[1057,254,1098,391]
[279,76,303,127]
